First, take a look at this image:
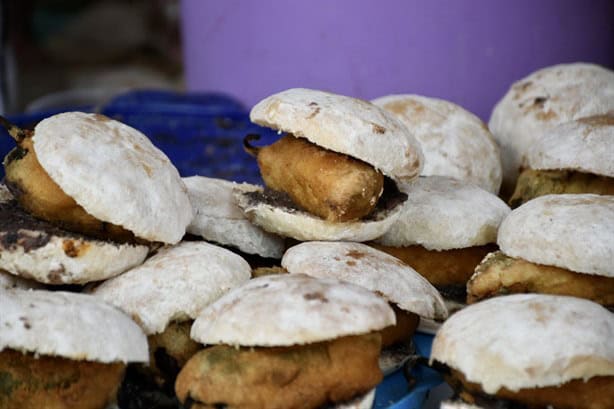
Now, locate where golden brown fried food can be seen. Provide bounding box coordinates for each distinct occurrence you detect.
[0,348,125,409]
[2,119,135,242]
[509,169,614,208]
[175,333,382,409]
[447,368,614,409]
[251,266,288,278]
[370,243,497,287]
[251,135,384,222]
[147,321,202,385]
[467,251,614,306]
[380,306,419,348]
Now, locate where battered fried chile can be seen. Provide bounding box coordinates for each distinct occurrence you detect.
[509,169,614,208]
[371,243,497,302]
[245,134,384,222]
[0,349,125,409]
[175,333,382,409]
[467,251,614,306]
[0,116,136,242]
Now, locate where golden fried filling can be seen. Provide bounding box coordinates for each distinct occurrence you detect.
[380,306,419,348]
[447,368,614,409]
[509,169,614,208]
[147,321,202,387]
[175,333,382,409]
[0,348,125,409]
[250,135,384,222]
[467,251,614,306]
[370,243,497,300]
[251,266,288,278]
[2,121,136,242]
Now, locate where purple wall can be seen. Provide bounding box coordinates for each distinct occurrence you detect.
[181,0,614,120]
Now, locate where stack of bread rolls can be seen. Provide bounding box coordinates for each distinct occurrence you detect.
[1,62,613,409]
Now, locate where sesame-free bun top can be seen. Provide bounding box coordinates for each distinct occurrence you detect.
[92,241,251,335]
[0,289,148,363]
[498,194,614,277]
[184,176,285,258]
[191,274,395,347]
[282,241,447,320]
[375,176,510,250]
[489,63,614,193]
[33,112,193,244]
[250,88,424,182]
[372,94,502,193]
[431,294,614,393]
[527,115,614,177]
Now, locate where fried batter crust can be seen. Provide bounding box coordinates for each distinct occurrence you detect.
[380,306,419,348]
[148,321,202,385]
[467,251,614,306]
[448,369,614,409]
[0,348,125,409]
[4,139,136,243]
[257,135,384,222]
[509,169,614,208]
[175,333,382,409]
[370,244,497,287]
[251,266,288,278]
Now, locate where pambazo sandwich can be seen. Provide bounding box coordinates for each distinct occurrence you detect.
[468,194,614,307]
[370,176,510,312]
[372,94,502,194]
[176,274,396,409]
[0,289,148,409]
[1,112,192,244]
[236,88,423,242]
[431,294,614,409]
[488,62,614,198]
[0,112,193,284]
[509,114,614,207]
[91,241,251,390]
[281,240,447,371]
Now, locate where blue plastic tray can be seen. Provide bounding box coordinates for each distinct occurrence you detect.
[1,90,443,408]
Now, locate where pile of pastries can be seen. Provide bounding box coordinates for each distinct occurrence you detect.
[0,62,613,409]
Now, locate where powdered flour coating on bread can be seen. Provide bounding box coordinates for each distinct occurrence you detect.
[497,194,614,277]
[528,115,614,177]
[489,63,614,193]
[191,274,395,347]
[373,94,502,193]
[375,176,510,250]
[0,290,148,363]
[234,184,403,242]
[92,241,251,335]
[431,294,614,393]
[282,241,447,320]
[184,176,285,258]
[32,112,193,244]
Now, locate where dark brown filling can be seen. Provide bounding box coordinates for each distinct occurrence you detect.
[0,197,141,251]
